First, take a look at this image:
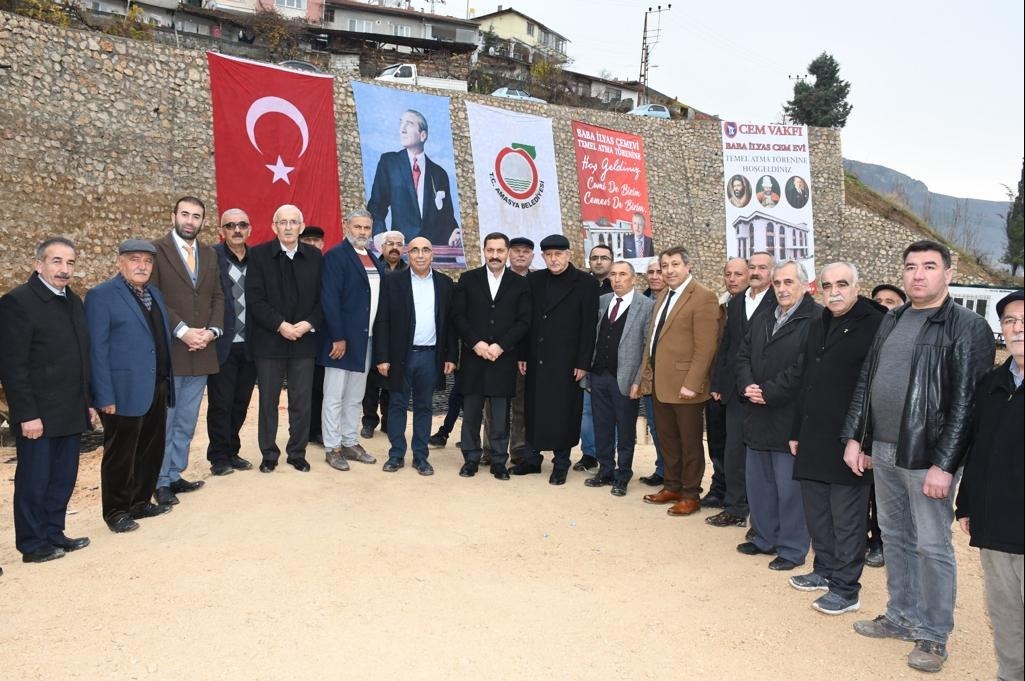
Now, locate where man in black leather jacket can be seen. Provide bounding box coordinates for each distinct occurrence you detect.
[840,240,995,674]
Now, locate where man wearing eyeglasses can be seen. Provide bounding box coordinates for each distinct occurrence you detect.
[247,204,324,473]
[206,209,258,476]
[149,196,224,507]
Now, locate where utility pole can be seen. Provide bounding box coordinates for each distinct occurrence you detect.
[639,4,670,106]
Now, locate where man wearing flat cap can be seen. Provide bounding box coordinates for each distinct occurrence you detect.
[513,234,599,485]
[957,289,1024,681]
[85,239,176,533]
[871,284,906,311]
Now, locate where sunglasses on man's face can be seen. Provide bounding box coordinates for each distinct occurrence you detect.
[223,221,250,231]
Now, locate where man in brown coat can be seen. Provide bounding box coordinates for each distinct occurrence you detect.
[639,246,721,516]
[150,196,224,506]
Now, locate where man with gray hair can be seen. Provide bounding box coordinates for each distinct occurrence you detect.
[788,262,885,614]
[246,204,324,473]
[318,208,385,471]
[735,260,820,570]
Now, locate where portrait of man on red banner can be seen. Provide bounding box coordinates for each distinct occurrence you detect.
[571,121,652,265]
[207,52,342,247]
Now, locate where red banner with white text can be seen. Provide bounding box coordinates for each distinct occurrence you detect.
[572,121,652,266]
[207,52,341,248]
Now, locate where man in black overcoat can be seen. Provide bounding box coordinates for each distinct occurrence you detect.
[512,234,599,485]
[451,232,531,480]
[789,262,885,614]
[0,237,92,563]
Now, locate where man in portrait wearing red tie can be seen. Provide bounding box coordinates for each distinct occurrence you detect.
[366,109,460,247]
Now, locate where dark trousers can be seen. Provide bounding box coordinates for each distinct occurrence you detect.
[641,394,664,476]
[309,364,324,442]
[386,347,436,465]
[524,444,571,471]
[705,399,727,498]
[361,380,389,432]
[801,479,871,600]
[867,484,883,550]
[438,384,463,437]
[14,433,81,554]
[206,342,257,464]
[100,382,167,523]
[256,356,314,463]
[651,397,705,499]
[723,398,750,517]
[747,448,809,564]
[590,371,639,483]
[461,394,509,465]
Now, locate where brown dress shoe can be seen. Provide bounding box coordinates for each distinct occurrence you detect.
[643,489,684,504]
[667,498,701,516]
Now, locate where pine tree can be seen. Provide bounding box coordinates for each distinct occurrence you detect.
[1004,158,1024,276]
[784,53,853,128]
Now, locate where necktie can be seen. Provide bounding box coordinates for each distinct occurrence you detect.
[184,243,196,275]
[609,297,623,323]
[412,158,421,190]
[650,290,675,368]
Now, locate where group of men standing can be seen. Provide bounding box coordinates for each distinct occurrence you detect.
[1,210,1021,679]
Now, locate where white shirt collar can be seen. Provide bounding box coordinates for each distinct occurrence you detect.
[37,273,66,297]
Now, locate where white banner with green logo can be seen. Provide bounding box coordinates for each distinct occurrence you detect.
[465,102,563,269]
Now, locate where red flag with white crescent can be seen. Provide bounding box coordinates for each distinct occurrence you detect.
[207,52,341,247]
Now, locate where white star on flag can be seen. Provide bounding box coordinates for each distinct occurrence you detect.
[265,155,295,184]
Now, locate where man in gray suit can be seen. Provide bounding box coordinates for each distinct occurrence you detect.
[585,261,655,496]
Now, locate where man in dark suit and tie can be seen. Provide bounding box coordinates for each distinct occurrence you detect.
[246,204,324,473]
[622,212,655,259]
[451,232,531,480]
[585,261,655,497]
[1,237,93,562]
[373,236,458,476]
[367,109,459,246]
[707,251,777,529]
[149,196,224,506]
[86,239,176,533]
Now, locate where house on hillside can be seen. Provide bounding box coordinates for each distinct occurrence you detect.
[473,6,569,64]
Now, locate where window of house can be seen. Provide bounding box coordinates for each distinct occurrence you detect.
[393,24,411,37]
[276,0,305,10]
[348,19,373,32]
[323,8,334,22]
[526,22,535,36]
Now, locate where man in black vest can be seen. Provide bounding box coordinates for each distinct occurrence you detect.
[1,237,92,562]
[451,232,531,480]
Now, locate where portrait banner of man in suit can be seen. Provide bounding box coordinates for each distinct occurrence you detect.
[571,121,653,269]
[352,82,465,268]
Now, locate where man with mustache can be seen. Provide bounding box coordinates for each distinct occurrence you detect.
[1,238,93,561]
[638,258,668,486]
[318,208,384,471]
[360,231,407,441]
[86,240,176,533]
[842,240,995,673]
[956,289,1024,681]
[451,232,531,480]
[149,196,224,506]
[707,252,776,529]
[788,262,885,614]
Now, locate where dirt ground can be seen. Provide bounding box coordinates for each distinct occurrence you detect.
[0,392,998,680]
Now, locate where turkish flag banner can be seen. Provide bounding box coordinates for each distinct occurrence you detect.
[207,52,341,247]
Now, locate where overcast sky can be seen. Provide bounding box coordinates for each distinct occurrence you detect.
[460,0,1024,201]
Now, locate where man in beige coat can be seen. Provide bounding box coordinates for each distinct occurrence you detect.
[639,246,721,516]
[150,196,224,506]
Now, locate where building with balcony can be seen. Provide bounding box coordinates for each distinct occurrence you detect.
[732,211,811,262]
[473,6,568,64]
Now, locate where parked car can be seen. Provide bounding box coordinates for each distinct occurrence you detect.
[491,87,547,104]
[376,63,468,92]
[628,103,671,119]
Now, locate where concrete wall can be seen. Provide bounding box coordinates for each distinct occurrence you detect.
[0,11,993,297]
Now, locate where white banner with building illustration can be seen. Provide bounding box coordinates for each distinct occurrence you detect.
[721,121,816,285]
[466,102,563,269]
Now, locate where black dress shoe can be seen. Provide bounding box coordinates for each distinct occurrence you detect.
[509,462,542,475]
[414,461,435,476]
[169,477,204,494]
[22,545,65,563]
[428,432,448,447]
[360,425,375,439]
[611,481,628,497]
[459,462,478,478]
[107,514,140,533]
[584,474,614,488]
[705,511,747,528]
[572,455,598,472]
[287,458,311,472]
[229,456,253,471]
[768,557,802,571]
[154,486,179,506]
[259,460,277,473]
[490,464,510,481]
[549,469,568,485]
[700,494,725,508]
[210,462,234,476]
[382,459,404,472]
[129,502,172,519]
[736,541,776,556]
[639,473,664,487]
[49,535,90,552]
